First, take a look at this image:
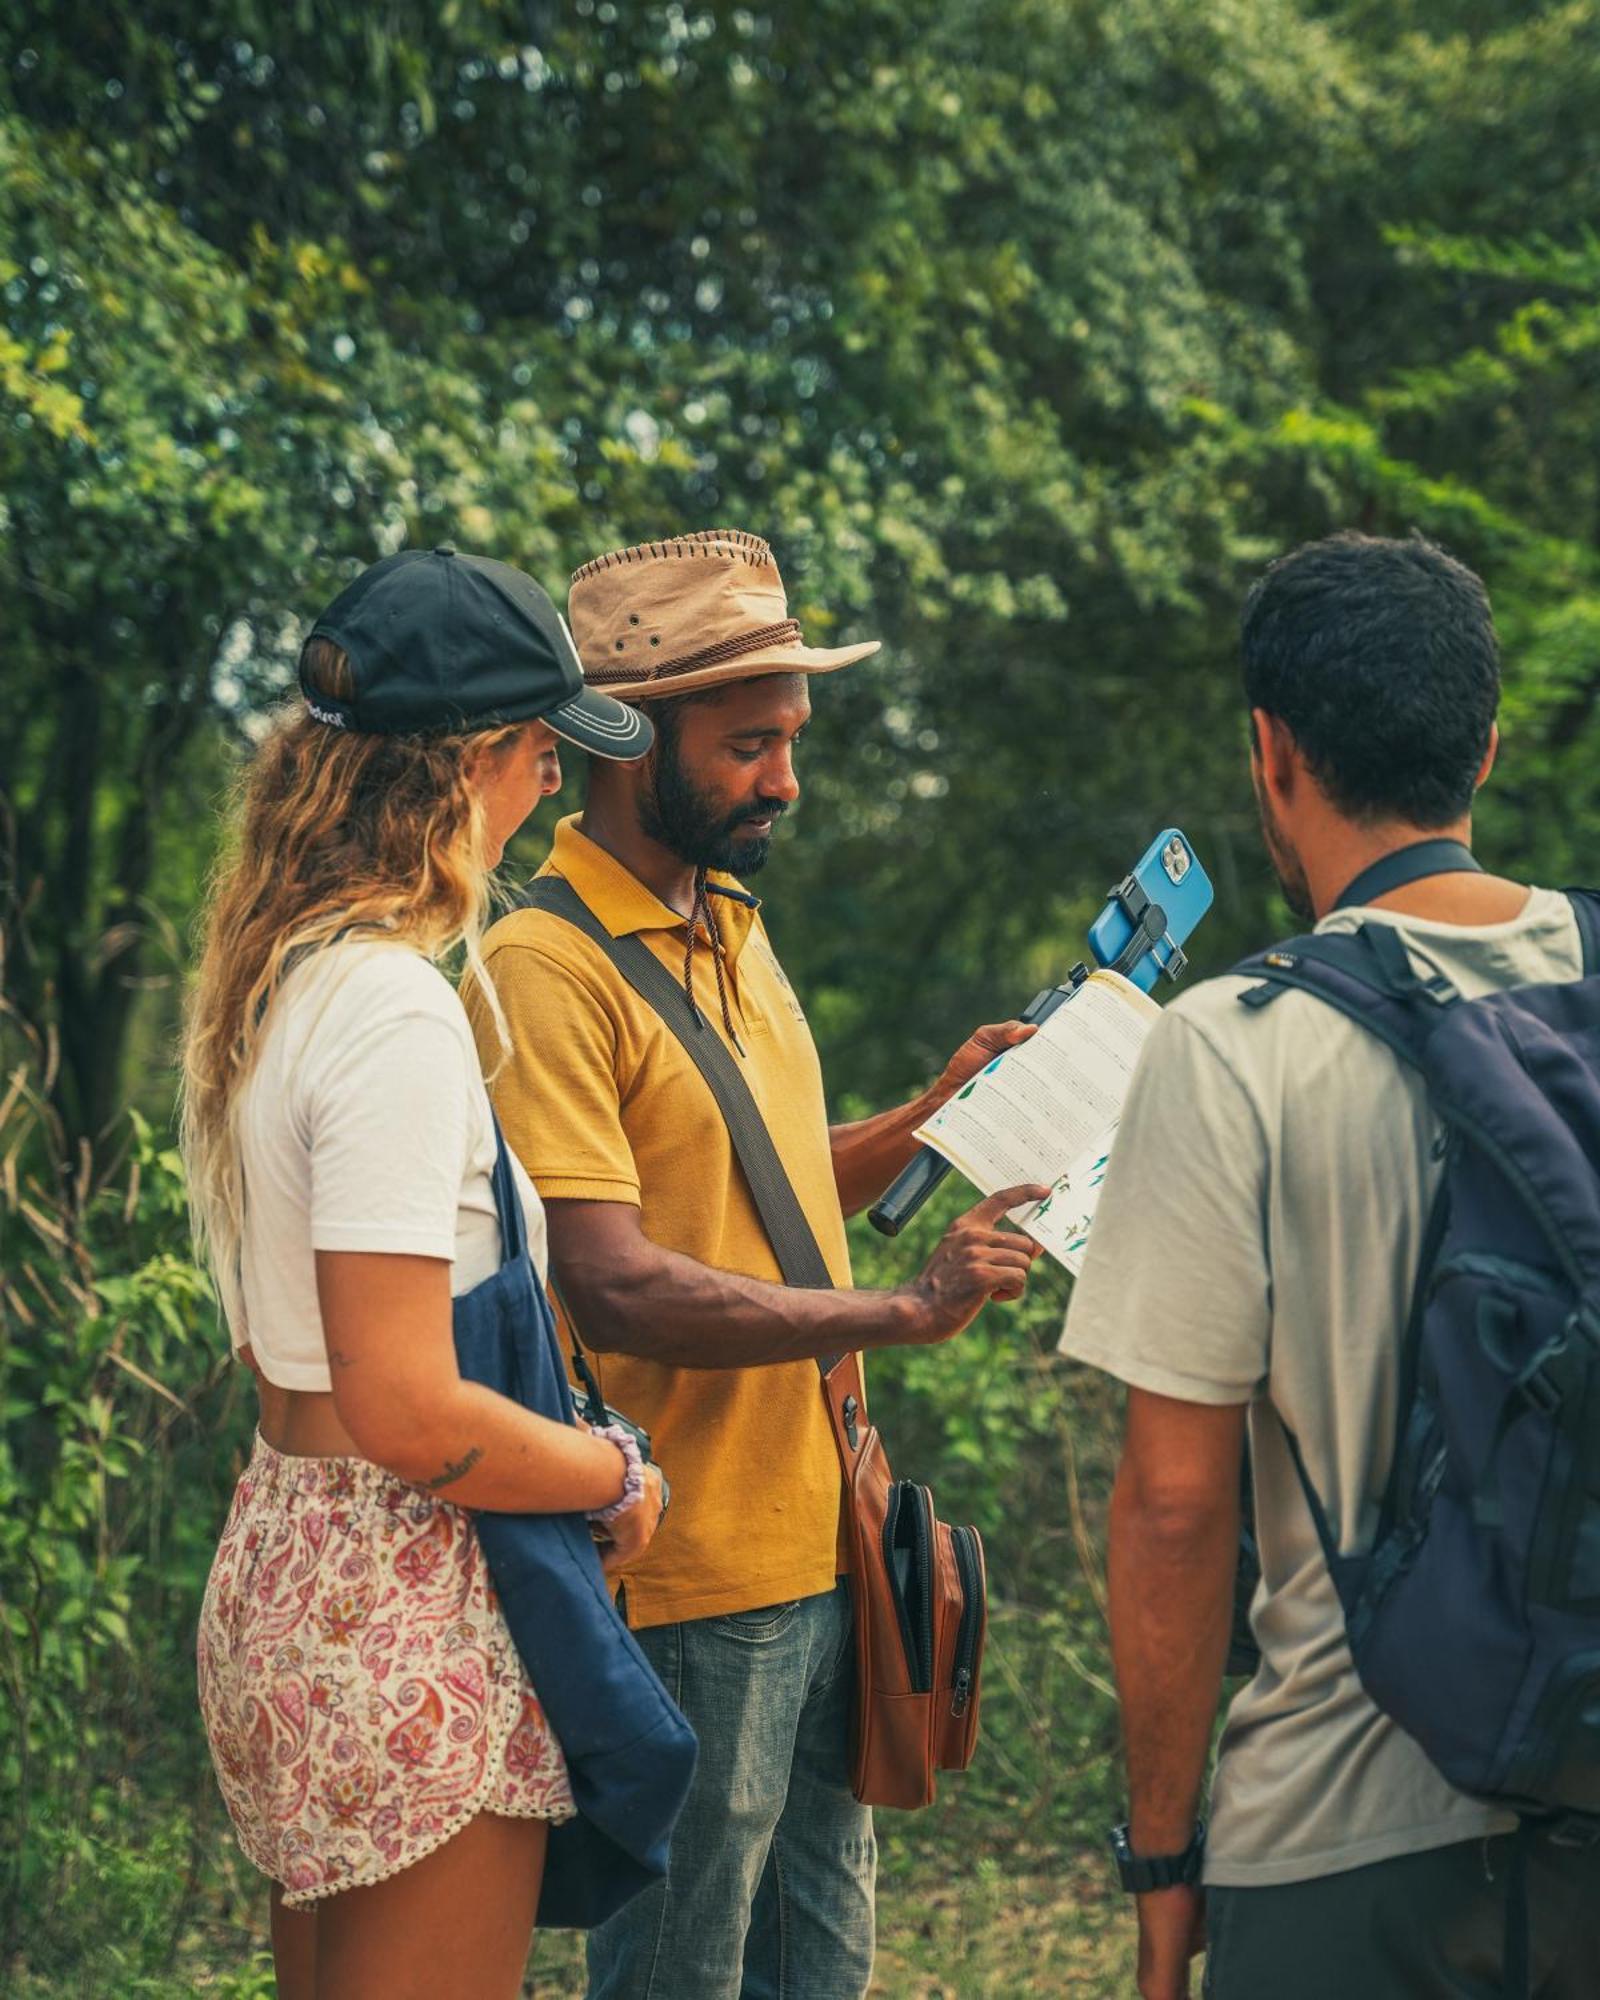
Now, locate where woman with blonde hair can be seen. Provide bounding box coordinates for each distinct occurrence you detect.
[183,547,673,1999]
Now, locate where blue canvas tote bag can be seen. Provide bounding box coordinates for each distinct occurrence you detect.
[450,1120,696,1928]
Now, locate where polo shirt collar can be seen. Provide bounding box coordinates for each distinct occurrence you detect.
[544,816,762,963]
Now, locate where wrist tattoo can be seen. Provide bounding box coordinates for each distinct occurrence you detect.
[426,1446,484,1491]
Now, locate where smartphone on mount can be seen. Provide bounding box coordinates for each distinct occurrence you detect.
[866,828,1214,1236]
[1087,828,1214,992]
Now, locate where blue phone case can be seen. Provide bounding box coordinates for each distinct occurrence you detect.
[1086,828,1214,992]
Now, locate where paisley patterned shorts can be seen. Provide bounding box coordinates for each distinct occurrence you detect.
[197,1433,575,1907]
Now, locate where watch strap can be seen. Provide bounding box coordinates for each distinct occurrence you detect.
[1110,1818,1206,1893]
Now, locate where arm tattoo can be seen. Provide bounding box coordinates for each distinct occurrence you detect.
[426,1446,484,1491]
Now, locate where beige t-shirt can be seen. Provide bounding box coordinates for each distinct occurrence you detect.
[1059,887,1583,1887]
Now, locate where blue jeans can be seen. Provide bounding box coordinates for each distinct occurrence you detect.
[586,1582,876,2000]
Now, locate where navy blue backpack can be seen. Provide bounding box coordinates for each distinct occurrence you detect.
[1234,845,1600,1977]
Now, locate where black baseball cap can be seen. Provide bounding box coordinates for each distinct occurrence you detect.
[299,544,654,758]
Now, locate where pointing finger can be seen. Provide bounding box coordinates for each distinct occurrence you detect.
[970,1184,1052,1225]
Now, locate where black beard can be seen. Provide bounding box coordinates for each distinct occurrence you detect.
[1252,769,1314,921]
[639,732,787,875]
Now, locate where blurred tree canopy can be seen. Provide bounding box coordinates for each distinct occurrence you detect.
[3,0,1600,1141]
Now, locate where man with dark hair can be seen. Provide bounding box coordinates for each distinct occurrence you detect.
[1059,531,1600,1998]
[1241,530,1503,889]
[466,529,1045,2000]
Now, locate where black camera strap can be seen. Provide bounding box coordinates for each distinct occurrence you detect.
[1330,837,1481,912]
[519,876,843,1378]
[545,1272,611,1413]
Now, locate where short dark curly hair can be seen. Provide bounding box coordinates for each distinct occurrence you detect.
[1241,531,1500,825]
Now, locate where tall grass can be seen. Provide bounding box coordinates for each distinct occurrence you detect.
[0,985,262,1994]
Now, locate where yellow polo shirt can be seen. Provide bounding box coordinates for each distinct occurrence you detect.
[467,816,850,1629]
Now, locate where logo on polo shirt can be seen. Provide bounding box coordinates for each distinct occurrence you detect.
[750,935,808,1025]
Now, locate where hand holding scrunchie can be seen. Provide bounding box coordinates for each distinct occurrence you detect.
[587,1424,667,1576]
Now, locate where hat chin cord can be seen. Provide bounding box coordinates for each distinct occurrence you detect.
[683,869,745,1058]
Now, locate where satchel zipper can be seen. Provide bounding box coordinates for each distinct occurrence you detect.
[950,1525,982,1717]
[912,1485,936,1692]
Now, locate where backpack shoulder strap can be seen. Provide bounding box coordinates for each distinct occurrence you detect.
[1563,889,1600,976]
[519,877,841,1372]
[1232,923,1455,1069]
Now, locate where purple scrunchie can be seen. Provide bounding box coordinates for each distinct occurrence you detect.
[587,1423,646,1528]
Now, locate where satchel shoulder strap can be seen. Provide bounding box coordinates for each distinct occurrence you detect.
[519,875,842,1375]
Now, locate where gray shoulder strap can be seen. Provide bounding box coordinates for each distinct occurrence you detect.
[519,878,840,1371]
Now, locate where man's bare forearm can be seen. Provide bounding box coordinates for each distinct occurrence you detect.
[548,1202,929,1366]
[829,1089,942,1217]
[1108,1419,1243,1854]
[828,1021,1037,1215]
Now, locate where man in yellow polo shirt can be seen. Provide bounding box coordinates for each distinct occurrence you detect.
[470,530,1044,2000]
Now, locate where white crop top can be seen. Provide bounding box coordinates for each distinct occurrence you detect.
[234,939,547,1391]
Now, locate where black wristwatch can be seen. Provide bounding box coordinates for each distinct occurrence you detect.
[1109,1818,1206,1893]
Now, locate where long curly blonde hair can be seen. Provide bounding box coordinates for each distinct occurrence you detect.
[179,638,519,1343]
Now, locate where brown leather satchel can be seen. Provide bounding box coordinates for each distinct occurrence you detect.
[818,1350,987,1807]
[521,877,989,1810]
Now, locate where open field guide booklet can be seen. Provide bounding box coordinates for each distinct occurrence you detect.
[912,969,1161,1276]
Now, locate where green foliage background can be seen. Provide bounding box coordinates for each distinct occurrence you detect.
[4,2,1600,1992]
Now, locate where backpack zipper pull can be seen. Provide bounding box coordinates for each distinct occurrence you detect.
[951,1665,973,1718]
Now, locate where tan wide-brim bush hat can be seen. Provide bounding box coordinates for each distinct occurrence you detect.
[568,528,880,700]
